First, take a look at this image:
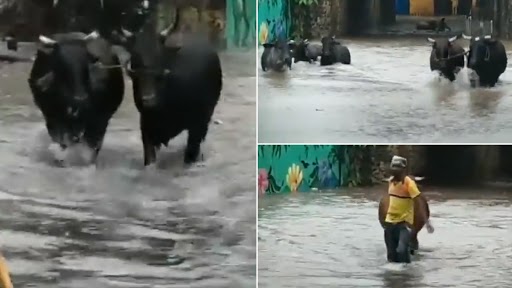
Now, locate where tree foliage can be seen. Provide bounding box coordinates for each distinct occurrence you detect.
[290,0,317,39]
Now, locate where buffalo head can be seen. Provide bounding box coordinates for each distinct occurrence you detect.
[293,39,310,63]
[462,33,496,70]
[31,31,101,142]
[110,25,175,108]
[262,38,294,70]
[428,35,458,68]
[321,36,341,56]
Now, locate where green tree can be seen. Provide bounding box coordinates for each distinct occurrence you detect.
[290,0,317,39]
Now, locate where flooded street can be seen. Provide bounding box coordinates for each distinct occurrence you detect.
[258,38,512,143]
[0,43,256,287]
[258,188,512,288]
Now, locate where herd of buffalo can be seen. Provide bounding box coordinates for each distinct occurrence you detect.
[261,36,351,71]
[4,9,222,167]
[261,33,508,88]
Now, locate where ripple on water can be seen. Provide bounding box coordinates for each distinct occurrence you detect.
[258,38,512,143]
[0,49,256,287]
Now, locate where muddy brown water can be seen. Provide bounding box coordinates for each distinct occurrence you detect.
[258,37,512,143]
[0,43,256,287]
[258,187,512,288]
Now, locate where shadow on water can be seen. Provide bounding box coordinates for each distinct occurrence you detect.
[258,188,512,288]
[258,38,512,143]
[0,44,256,287]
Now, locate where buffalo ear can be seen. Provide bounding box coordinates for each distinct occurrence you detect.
[333,41,341,45]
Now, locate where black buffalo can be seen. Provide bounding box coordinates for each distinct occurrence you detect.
[428,36,465,82]
[114,14,222,166]
[292,39,322,63]
[320,36,351,66]
[28,31,125,162]
[416,18,451,32]
[463,34,507,87]
[261,38,293,72]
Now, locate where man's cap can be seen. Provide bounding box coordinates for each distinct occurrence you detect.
[390,155,407,169]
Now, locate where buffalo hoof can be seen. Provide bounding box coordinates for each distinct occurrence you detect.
[184,152,204,165]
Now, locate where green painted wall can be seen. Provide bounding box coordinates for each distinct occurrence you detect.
[258,0,292,44]
[226,0,256,48]
[258,145,380,195]
[258,145,351,195]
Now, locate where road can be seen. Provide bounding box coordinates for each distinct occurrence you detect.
[0,43,256,287]
[258,37,512,143]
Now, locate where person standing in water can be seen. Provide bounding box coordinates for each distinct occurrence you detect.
[384,155,434,263]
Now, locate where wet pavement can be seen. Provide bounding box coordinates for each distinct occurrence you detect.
[258,38,512,143]
[0,43,256,287]
[258,187,512,288]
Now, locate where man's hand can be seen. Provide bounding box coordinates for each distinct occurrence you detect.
[426,220,434,234]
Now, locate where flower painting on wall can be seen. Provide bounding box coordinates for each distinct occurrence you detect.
[258,145,345,195]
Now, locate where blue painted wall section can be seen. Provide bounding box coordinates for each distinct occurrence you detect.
[258,0,291,44]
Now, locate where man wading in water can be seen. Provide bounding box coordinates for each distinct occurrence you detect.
[384,156,434,263]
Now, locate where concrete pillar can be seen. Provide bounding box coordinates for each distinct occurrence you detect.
[368,0,380,30]
[339,0,348,35]
[473,146,500,181]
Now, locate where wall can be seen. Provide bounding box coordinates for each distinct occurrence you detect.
[305,0,348,38]
[226,0,256,48]
[258,0,291,44]
[258,145,348,195]
[259,145,512,196]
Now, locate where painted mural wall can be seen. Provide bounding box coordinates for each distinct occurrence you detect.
[226,0,256,48]
[258,0,291,44]
[258,145,353,195]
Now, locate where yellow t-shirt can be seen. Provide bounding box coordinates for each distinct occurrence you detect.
[385,176,421,225]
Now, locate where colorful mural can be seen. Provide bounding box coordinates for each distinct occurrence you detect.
[258,0,292,44]
[226,0,256,48]
[258,145,381,196]
[258,145,351,195]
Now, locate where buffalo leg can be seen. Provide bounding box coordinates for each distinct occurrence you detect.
[142,134,156,166]
[184,122,208,164]
[140,117,156,166]
[84,119,108,163]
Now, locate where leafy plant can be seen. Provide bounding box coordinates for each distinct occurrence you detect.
[290,0,318,39]
[296,0,318,5]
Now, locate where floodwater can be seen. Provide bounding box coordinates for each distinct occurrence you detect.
[0,43,256,287]
[258,187,512,288]
[258,38,512,143]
